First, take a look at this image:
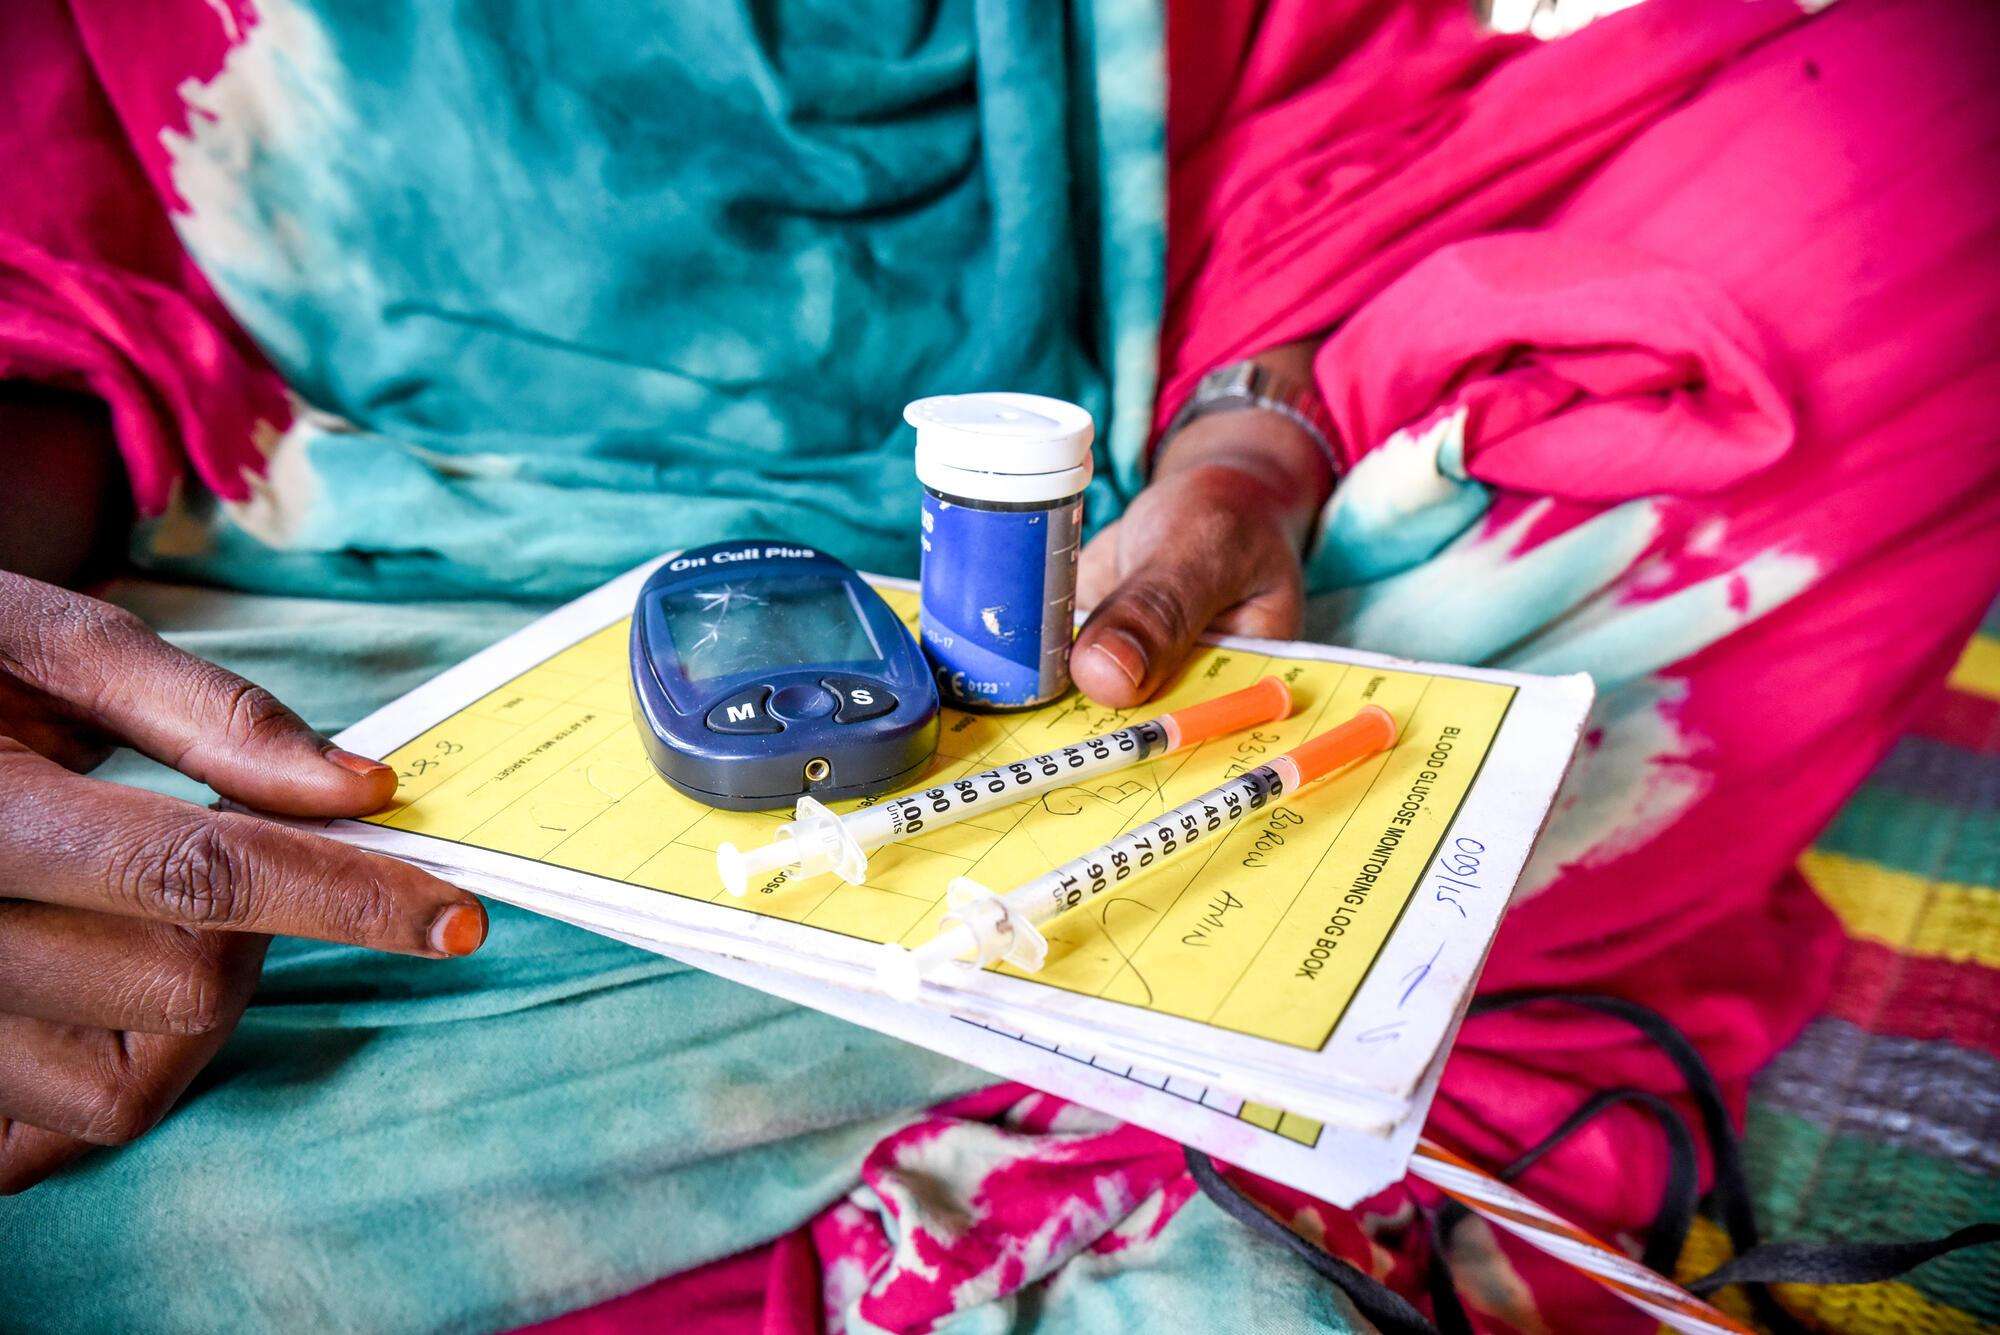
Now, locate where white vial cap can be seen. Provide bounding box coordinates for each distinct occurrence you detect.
[907,392,1094,504]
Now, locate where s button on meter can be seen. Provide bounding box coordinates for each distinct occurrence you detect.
[824,676,895,723]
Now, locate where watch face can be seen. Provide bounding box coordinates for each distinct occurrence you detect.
[1206,362,1261,397]
[1195,363,1337,458]
[1170,362,1335,477]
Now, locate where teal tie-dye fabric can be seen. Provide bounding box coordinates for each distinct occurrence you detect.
[0,4,1309,1329]
[0,584,1353,1332]
[136,0,1165,601]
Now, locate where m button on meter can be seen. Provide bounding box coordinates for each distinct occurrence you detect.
[824,676,896,724]
[706,686,782,735]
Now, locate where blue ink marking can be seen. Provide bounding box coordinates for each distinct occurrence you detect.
[1398,940,1446,1008]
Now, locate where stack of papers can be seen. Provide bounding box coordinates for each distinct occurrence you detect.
[313,559,1592,1206]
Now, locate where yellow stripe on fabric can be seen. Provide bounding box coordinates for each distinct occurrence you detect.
[1798,850,2000,969]
[1946,634,2000,702]
[1673,1217,1992,1335]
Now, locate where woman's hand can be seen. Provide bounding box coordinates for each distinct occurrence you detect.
[0,573,486,1194]
[1071,388,1333,708]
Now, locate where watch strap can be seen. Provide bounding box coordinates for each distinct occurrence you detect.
[1160,360,1341,478]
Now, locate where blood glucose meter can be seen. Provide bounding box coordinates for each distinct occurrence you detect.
[629,542,940,810]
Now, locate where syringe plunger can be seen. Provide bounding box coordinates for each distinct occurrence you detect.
[715,836,797,897]
[716,796,866,896]
[876,878,1045,1001]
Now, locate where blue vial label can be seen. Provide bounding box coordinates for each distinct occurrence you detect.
[920,492,1080,709]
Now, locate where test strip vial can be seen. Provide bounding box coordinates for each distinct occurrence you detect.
[907,393,1094,711]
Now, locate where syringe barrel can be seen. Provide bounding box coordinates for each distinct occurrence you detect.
[994,705,1398,933]
[868,676,1293,844]
[1001,765,1289,928]
[871,718,1170,839]
[825,799,903,854]
[737,679,1297,901]
[883,706,1397,990]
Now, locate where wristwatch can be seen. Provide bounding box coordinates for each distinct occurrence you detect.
[1159,359,1341,479]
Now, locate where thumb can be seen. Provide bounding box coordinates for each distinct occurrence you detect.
[1070,555,1244,709]
[1,576,395,817]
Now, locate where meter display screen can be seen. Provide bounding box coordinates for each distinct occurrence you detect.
[654,576,880,684]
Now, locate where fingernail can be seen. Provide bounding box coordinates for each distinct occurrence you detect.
[1092,631,1147,689]
[428,902,487,957]
[325,747,393,780]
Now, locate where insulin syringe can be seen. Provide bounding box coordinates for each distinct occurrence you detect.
[716,677,1294,897]
[875,704,1398,1000]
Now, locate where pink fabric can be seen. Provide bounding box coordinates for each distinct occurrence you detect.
[1158,0,1803,422]
[1161,0,2000,1304]
[1322,235,1798,500]
[522,1086,1432,1335]
[15,0,2000,1330]
[580,2,1994,1330]
[522,1231,823,1335]
[520,1239,793,1335]
[0,0,285,512]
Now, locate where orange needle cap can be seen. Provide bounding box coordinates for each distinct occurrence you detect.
[1159,676,1293,749]
[1276,705,1397,788]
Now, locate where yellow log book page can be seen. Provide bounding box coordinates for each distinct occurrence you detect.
[364,586,1514,1053]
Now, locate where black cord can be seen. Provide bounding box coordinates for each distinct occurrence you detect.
[1185,1146,1442,1335]
[1470,991,1759,1252]
[1687,1222,2000,1294]
[1436,1085,1699,1275]
[1468,989,1801,1332]
[1422,1203,1476,1335]
[1191,989,1999,1331]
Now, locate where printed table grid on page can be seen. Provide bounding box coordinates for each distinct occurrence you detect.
[956,1014,1328,1148]
[362,586,1515,1051]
